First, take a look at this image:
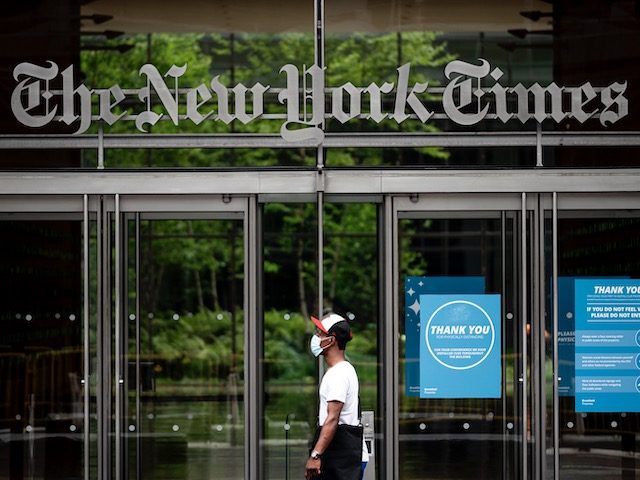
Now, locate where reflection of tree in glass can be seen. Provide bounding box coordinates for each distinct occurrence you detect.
[80,32,454,167]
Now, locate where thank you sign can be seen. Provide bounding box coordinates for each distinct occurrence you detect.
[419,294,501,398]
[575,279,640,412]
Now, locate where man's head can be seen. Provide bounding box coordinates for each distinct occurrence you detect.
[311,312,352,350]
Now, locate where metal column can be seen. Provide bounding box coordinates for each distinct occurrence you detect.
[533,195,547,480]
[552,193,560,480]
[97,197,111,480]
[315,0,325,326]
[83,195,90,480]
[384,196,397,480]
[114,194,122,480]
[521,193,528,480]
[246,196,260,480]
[135,213,142,480]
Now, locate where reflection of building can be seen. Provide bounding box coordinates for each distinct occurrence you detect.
[1,1,639,479]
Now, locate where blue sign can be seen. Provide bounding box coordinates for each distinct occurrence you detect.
[557,276,629,397]
[575,279,640,412]
[419,294,501,398]
[404,276,485,396]
[557,277,577,396]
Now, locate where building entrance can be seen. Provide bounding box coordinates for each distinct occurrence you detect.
[0,194,259,480]
[382,192,640,479]
[108,196,255,480]
[1,186,640,480]
[387,194,532,479]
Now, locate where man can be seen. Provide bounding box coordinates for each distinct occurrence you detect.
[305,313,364,480]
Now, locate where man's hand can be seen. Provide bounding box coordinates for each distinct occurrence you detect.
[304,456,321,479]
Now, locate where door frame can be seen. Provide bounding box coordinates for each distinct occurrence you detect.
[384,193,536,480]
[548,192,640,480]
[103,194,260,480]
[3,182,640,480]
[0,194,259,480]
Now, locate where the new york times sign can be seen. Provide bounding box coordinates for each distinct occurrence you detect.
[11,58,628,143]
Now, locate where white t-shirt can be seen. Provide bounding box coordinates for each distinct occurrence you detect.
[318,360,369,462]
[318,360,359,426]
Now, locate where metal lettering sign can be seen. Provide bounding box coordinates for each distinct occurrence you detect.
[11,58,628,142]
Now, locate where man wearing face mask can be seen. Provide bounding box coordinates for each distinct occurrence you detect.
[305,312,364,480]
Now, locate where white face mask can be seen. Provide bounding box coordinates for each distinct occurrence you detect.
[309,334,325,357]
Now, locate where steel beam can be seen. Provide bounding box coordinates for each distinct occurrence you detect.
[3,169,640,196]
[1,131,640,149]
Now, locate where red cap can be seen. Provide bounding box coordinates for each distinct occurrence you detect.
[311,313,347,334]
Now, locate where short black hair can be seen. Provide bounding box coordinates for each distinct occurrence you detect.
[328,320,352,350]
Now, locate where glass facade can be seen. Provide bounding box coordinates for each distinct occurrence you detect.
[1,1,640,480]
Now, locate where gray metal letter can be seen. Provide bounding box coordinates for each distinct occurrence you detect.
[390,63,432,123]
[232,82,269,125]
[442,58,491,126]
[331,82,362,123]
[278,64,324,144]
[600,81,628,126]
[511,83,566,124]
[364,81,393,122]
[60,65,93,134]
[98,86,127,126]
[570,82,598,123]
[136,64,186,131]
[211,76,234,124]
[186,84,214,125]
[488,68,513,123]
[11,61,59,128]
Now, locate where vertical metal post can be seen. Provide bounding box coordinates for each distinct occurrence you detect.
[384,196,397,480]
[552,193,560,480]
[255,200,265,479]
[315,0,326,326]
[135,214,141,480]
[534,195,546,480]
[115,194,122,480]
[540,196,548,480]
[122,213,129,477]
[96,198,105,480]
[83,195,90,480]
[246,197,260,480]
[317,191,324,317]
[536,124,543,168]
[521,192,528,480]
[98,122,105,170]
[317,190,325,381]
[500,211,507,480]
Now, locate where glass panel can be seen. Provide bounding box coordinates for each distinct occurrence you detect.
[1,1,313,166]
[0,150,97,169]
[552,211,640,478]
[103,148,315,168]
[323,202,380,478]
[260,200,379,480]
[0,216,94,479]
[325,147,536,168]
[261,202,318,479]
[325,1,554,139]
[123,215,245,479]
[325,1,639,167]
[398,212,528,479]
[543,147,640,168]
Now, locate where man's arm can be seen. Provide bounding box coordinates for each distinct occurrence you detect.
[304,400,344,479]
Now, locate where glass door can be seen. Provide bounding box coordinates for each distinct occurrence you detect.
[103,195,258,480]
[389,194,534,480]
[0,195,96,480]
[547,193,640,479]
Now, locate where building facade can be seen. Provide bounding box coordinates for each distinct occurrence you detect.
[1,0,640,479]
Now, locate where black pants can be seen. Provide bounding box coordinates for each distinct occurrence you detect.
[310,424,363,480]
